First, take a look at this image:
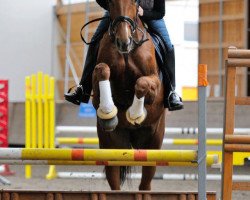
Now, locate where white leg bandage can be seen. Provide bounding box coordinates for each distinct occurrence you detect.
[129,95,145,119]
[99,80,114,113]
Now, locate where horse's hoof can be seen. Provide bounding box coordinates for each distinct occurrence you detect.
[97,106,118,120]
[126,108,147,126]
[98,115,118,132]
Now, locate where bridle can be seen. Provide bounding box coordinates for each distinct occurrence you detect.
[109,15,136,37]
[80,0,148,49]
[107,1,148,48]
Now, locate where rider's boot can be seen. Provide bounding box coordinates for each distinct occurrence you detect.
[163,46,183,111]
[64,43,99,105]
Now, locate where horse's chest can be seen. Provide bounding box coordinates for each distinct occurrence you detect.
[111,63,144,85]
[110,54,150,76]
[104,51,154,95]
[108,61,146,105]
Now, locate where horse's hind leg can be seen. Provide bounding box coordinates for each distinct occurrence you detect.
[139,112,165,191]
[105,166,121,190]
[97,127,131,190]
[92,63,118,131]
[139,166,156,190]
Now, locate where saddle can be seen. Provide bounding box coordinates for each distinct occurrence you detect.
[149,32,167,80]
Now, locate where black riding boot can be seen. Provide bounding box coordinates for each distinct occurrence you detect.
[64,42,99,105]
[163,46,183,111]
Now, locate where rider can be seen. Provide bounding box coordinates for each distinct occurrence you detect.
[64,0,183,111]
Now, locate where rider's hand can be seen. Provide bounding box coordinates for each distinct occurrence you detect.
[138,6,144,16]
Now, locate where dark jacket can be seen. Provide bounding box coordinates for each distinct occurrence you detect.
[96,0,165,21]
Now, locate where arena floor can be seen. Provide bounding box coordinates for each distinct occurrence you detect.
[1,165,250,199]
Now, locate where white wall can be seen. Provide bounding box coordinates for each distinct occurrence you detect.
[0,0,56,102]
[165,0,198,95]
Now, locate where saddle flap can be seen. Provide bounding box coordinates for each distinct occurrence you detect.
[150,32,166,81]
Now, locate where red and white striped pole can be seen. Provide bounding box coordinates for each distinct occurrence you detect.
[0,80,14,176]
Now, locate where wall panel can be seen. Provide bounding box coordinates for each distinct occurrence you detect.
[199,0,248,98]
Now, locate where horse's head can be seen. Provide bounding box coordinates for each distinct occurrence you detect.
[108,0,139,54]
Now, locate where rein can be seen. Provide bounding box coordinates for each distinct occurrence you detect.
[80,16,110,45]
[80,5,148,49]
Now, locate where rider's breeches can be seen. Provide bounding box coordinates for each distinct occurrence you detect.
[145,18,176,91]
[79,12,110,86]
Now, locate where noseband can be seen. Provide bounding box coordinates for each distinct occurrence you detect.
[106,0,138,38]
[109,14,148,50]
[106,0,148,49]
[109,15,136,37]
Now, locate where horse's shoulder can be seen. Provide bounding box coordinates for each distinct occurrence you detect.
[98,36,117,58]
[135,39,156,62]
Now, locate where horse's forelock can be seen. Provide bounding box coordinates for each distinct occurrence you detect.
[109,0,138,7]
[108,0,138,20]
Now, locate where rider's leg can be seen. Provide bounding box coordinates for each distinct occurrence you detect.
[146,19,183,111]
[64,12,110,105]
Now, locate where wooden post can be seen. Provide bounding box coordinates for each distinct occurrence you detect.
[221,60,236,200]
[221,47,250,199]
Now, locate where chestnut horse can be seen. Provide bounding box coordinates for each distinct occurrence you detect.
[92,0,165,190]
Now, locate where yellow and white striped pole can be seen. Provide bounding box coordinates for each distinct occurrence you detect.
[1,148,199,162]
[56,137,223,146]
[0,153,218,167]
[164,138,222,146]
[57,137,99,145]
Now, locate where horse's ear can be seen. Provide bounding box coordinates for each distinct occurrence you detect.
[135,0,140,5]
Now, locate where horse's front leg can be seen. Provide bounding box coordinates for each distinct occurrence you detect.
[93,63,118,131]
[126,75,160,125]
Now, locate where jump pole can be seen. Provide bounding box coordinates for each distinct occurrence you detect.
[0,148,199,162]
[56,172,250,181]
[56,126,250,135]
[56,137,223,146]
[0,154,218,166]
[198,64,208,200]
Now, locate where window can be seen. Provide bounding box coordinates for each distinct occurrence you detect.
[184,21,198,41]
